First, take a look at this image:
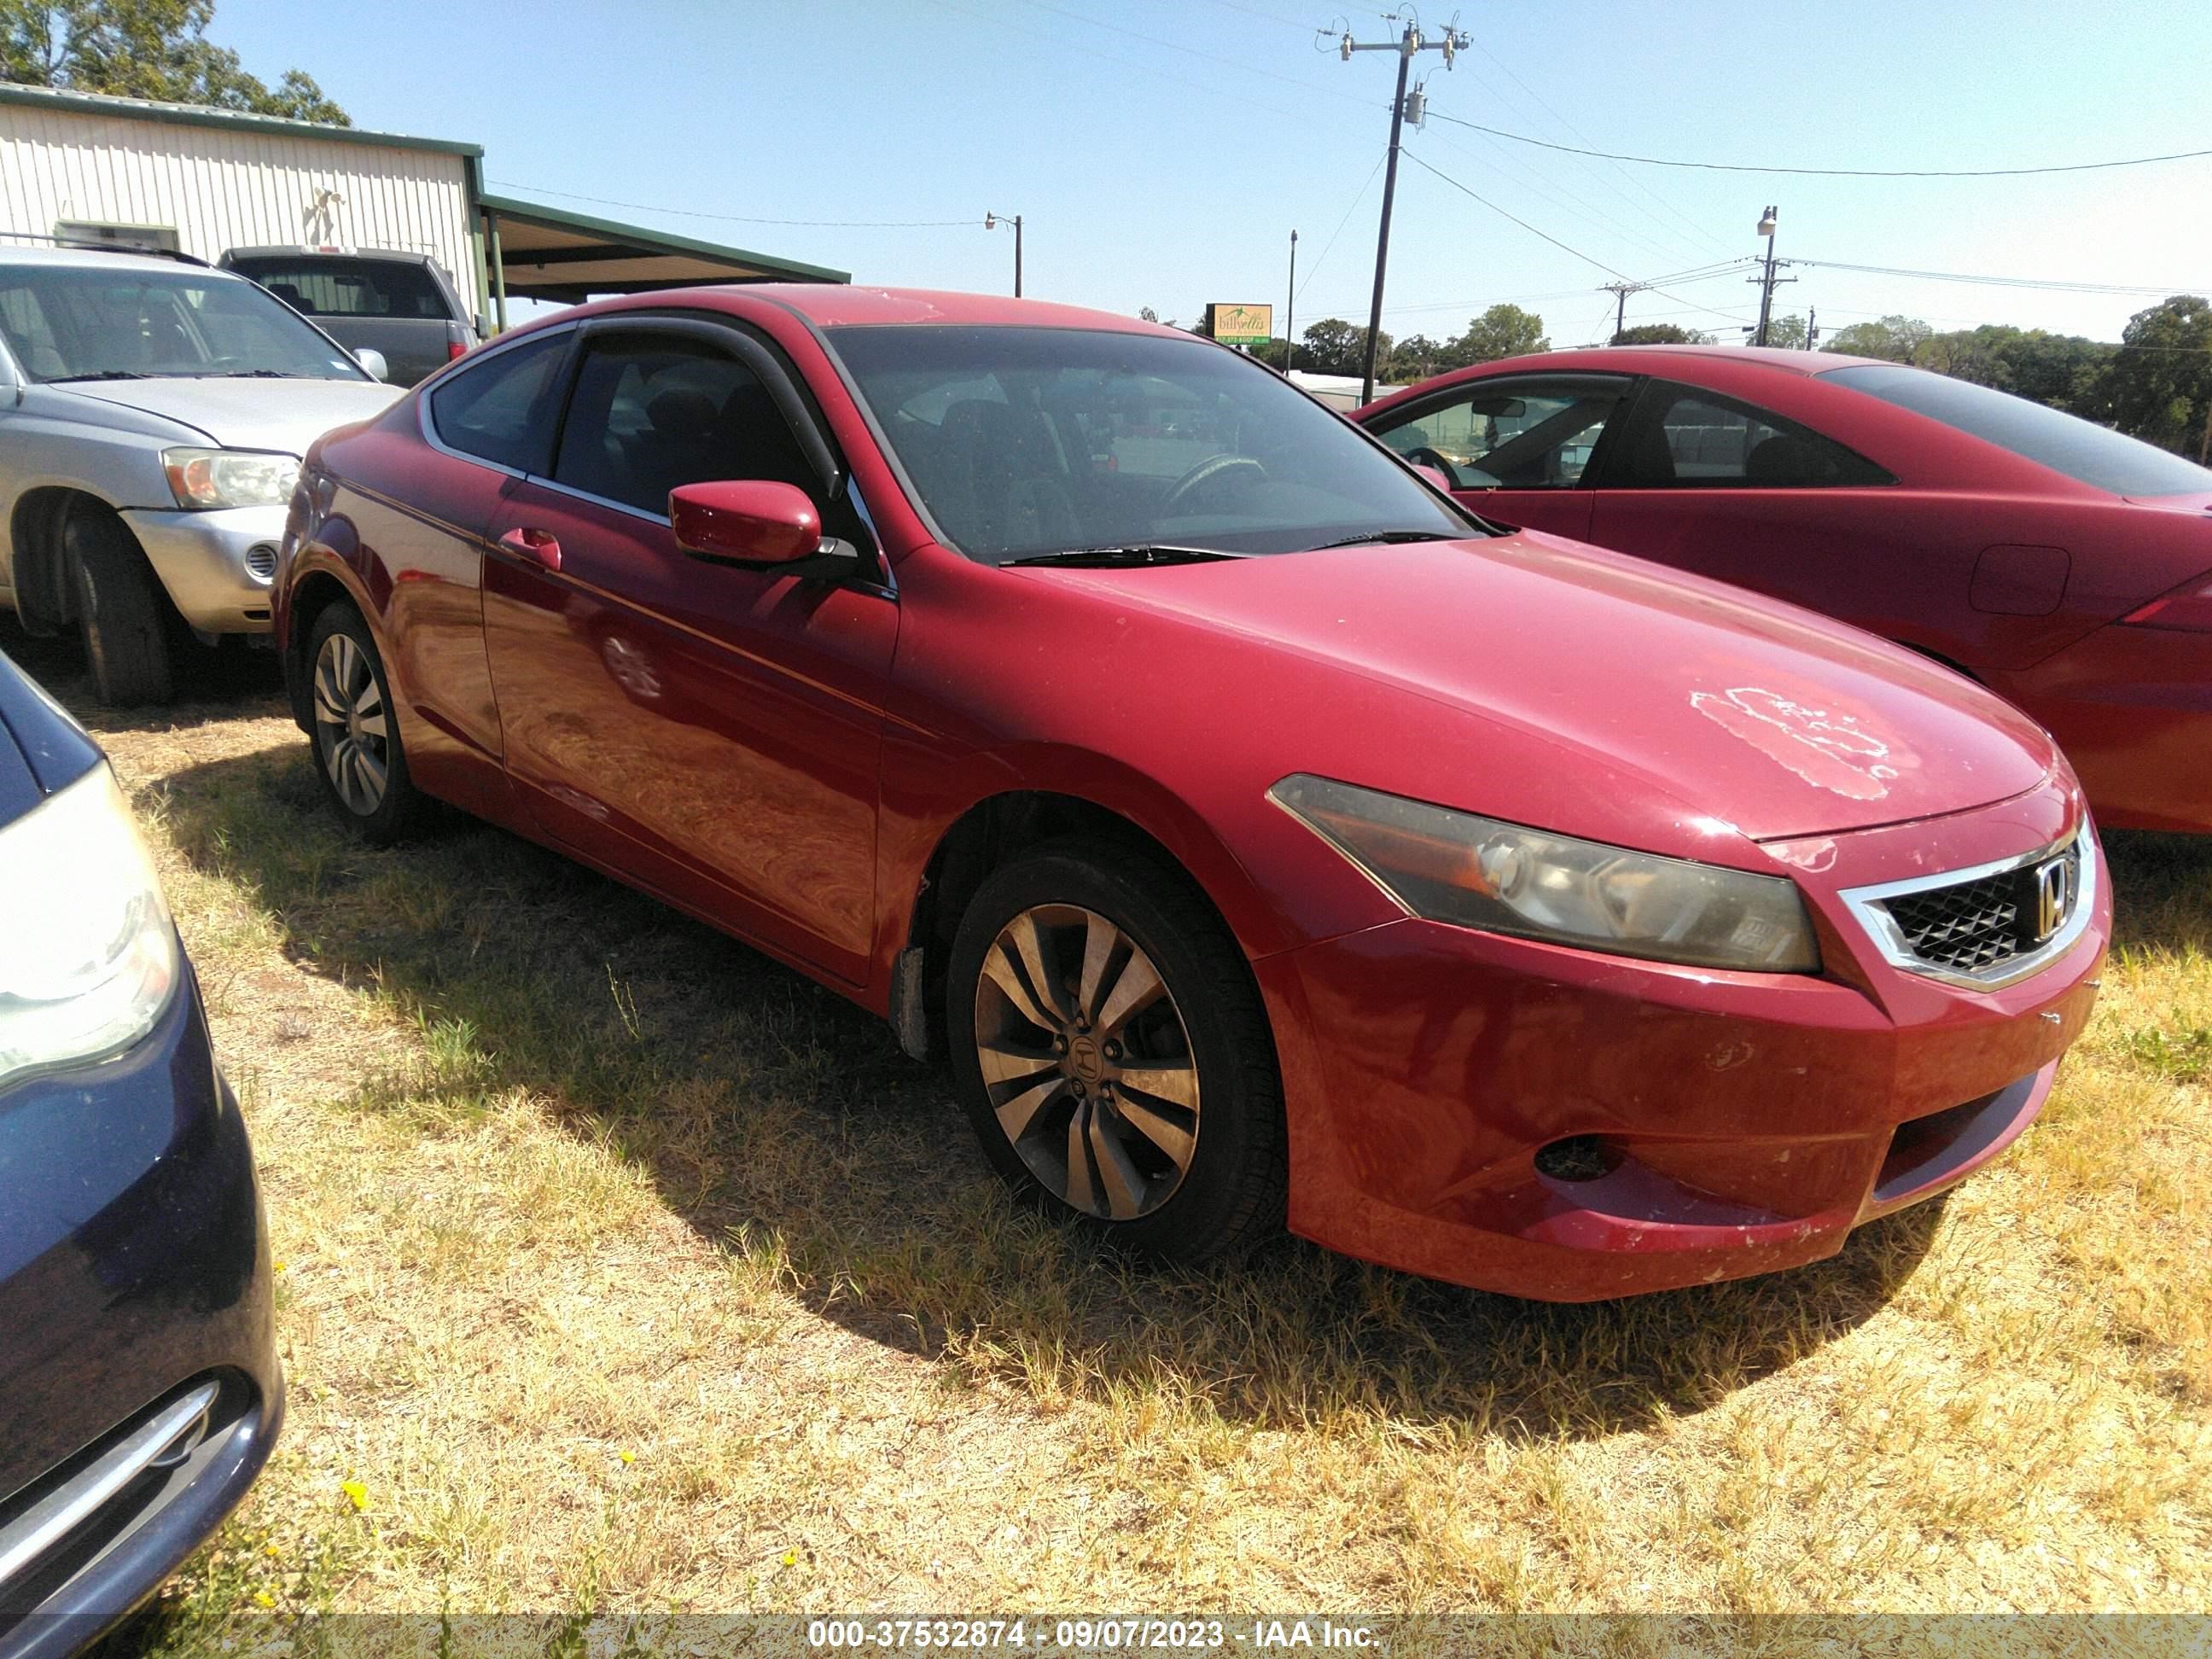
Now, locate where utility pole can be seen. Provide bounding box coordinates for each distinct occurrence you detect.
[1601,280,1648,344]
[1336,16,1467,403]
[1748,204,1794,346]
[1805,306,1819,352]
[1284,228,1298,375]
[986,211,1022,297]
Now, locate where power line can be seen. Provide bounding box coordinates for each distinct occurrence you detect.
[1422,112,2212,178]
[484,182,974,229]
[1295,154,1388,301]
[1422,122,1712,272]
[1458,43,1733,259]
[1790,258,2209,296]
[1016,0,1370,105]
[1400,149,1635,282]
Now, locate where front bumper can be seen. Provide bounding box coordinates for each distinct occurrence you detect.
[1998,621,2212,833]
[0,969,280,1654]
[116,506,286,635]
[1258,783,2111,1301]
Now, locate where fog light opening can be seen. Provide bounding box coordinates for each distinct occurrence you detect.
[1535,1135,1621,1184]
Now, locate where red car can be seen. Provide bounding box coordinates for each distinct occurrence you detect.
[1357,346,2212,834]
[273,290,2108,1301]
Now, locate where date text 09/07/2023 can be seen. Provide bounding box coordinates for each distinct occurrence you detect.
[805,1620,1381,1650]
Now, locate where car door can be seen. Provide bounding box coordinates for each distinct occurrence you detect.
[335,323,576,822]
[1364,373,1633,541]
[480,316,897,987]
[1585,379,1904,625]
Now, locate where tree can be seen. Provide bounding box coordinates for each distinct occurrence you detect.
[1383,333,1448,381]
[2,0,346,122]
[2093,294,2212,459]
[1759,314,1809,350]
[1899,323,2113,419]
[1137,307,1159,323]
[1444,303,1546,368]
[1296,317,1388,379]
[1822,314,1932,362]
[1610,323,1713,346]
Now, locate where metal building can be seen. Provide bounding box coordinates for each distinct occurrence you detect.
[0,84,847,330]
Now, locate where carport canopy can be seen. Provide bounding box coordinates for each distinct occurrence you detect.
[478,192,847,320]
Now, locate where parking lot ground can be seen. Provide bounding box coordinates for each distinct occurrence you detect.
[7,623,2204,1641]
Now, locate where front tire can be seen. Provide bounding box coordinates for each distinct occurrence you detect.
[306,602,428,844]
[946,839,1287,1266]
[66,506,174,705]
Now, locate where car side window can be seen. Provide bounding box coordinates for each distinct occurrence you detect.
[550,334,820,519]
[428,332,568,472]
[1615,383,1893,488]
[1371,379,1627,489]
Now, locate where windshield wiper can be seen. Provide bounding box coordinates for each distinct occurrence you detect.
[47,370,151,382]
[1307,529,1464,550]
[217,369,304,378]
[1001,544,1245,568]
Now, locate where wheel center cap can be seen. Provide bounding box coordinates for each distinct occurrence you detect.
[1066,1033,1104,1084]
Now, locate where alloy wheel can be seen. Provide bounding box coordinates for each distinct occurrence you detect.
[311,631,389,817]
[972,903,1201,1220]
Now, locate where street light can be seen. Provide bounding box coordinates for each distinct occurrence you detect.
[985,211,1023,298]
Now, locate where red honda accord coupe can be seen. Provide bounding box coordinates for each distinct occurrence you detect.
[272,289,2108,1301]
[1359,346,2212,833]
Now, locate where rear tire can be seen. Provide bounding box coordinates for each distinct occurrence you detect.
[66,506,173,705]
[306,602,428,844]
[946,838,1287,1266]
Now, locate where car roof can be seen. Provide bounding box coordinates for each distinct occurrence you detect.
[0,244,225,276]
[1450,344,1889,380]
[569,284,1177,336]
[224,246,437,265]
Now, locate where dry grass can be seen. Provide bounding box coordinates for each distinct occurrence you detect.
[9,624,2205,1641]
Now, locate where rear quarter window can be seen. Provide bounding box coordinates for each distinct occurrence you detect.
[427,331,568,472]
[1822,364,2212,497]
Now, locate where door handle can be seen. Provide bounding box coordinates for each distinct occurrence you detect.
[497,526,562,573]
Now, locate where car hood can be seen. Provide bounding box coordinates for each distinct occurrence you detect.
[1024,532,2058,842]
[58,375,405,454]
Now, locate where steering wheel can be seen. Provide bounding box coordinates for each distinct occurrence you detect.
[1161,453,1267,515]
[1401,445,1464,489]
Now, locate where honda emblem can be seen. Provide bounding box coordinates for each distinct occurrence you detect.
[2032,856,2074,942]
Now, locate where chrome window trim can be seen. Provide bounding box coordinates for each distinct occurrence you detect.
[0,1380,218,1592]
[1839,824,2096,991]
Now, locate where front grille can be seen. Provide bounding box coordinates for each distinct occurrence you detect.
[244,543,279,580]
[1875,840,2081,979]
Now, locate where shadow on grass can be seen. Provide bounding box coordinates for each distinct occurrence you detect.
[2101,830,2212,958]
[0,610,287,733]
[121,731,1975,1445]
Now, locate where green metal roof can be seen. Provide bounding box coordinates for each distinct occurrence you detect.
[479,192,849,294]
[0,82,484,157]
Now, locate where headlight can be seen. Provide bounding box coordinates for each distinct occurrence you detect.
[161,447,301,509]
[0,765,180,1091]
[1271,774,1820,973]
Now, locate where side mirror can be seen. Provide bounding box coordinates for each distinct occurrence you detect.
[671,480,821,566]
[1413,463,1451,492]
[354,347,389,382]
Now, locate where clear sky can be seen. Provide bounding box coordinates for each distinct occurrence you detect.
[214,0,2212,346]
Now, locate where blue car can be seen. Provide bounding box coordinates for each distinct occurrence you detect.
[0,652,279,1656]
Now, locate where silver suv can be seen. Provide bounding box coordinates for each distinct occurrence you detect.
[0,247,405,702]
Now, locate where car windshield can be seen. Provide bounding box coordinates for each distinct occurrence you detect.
[1823,363,2212,498]
[826,324,1476,563]
[226,255,451,320]
[0,264,369,383]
